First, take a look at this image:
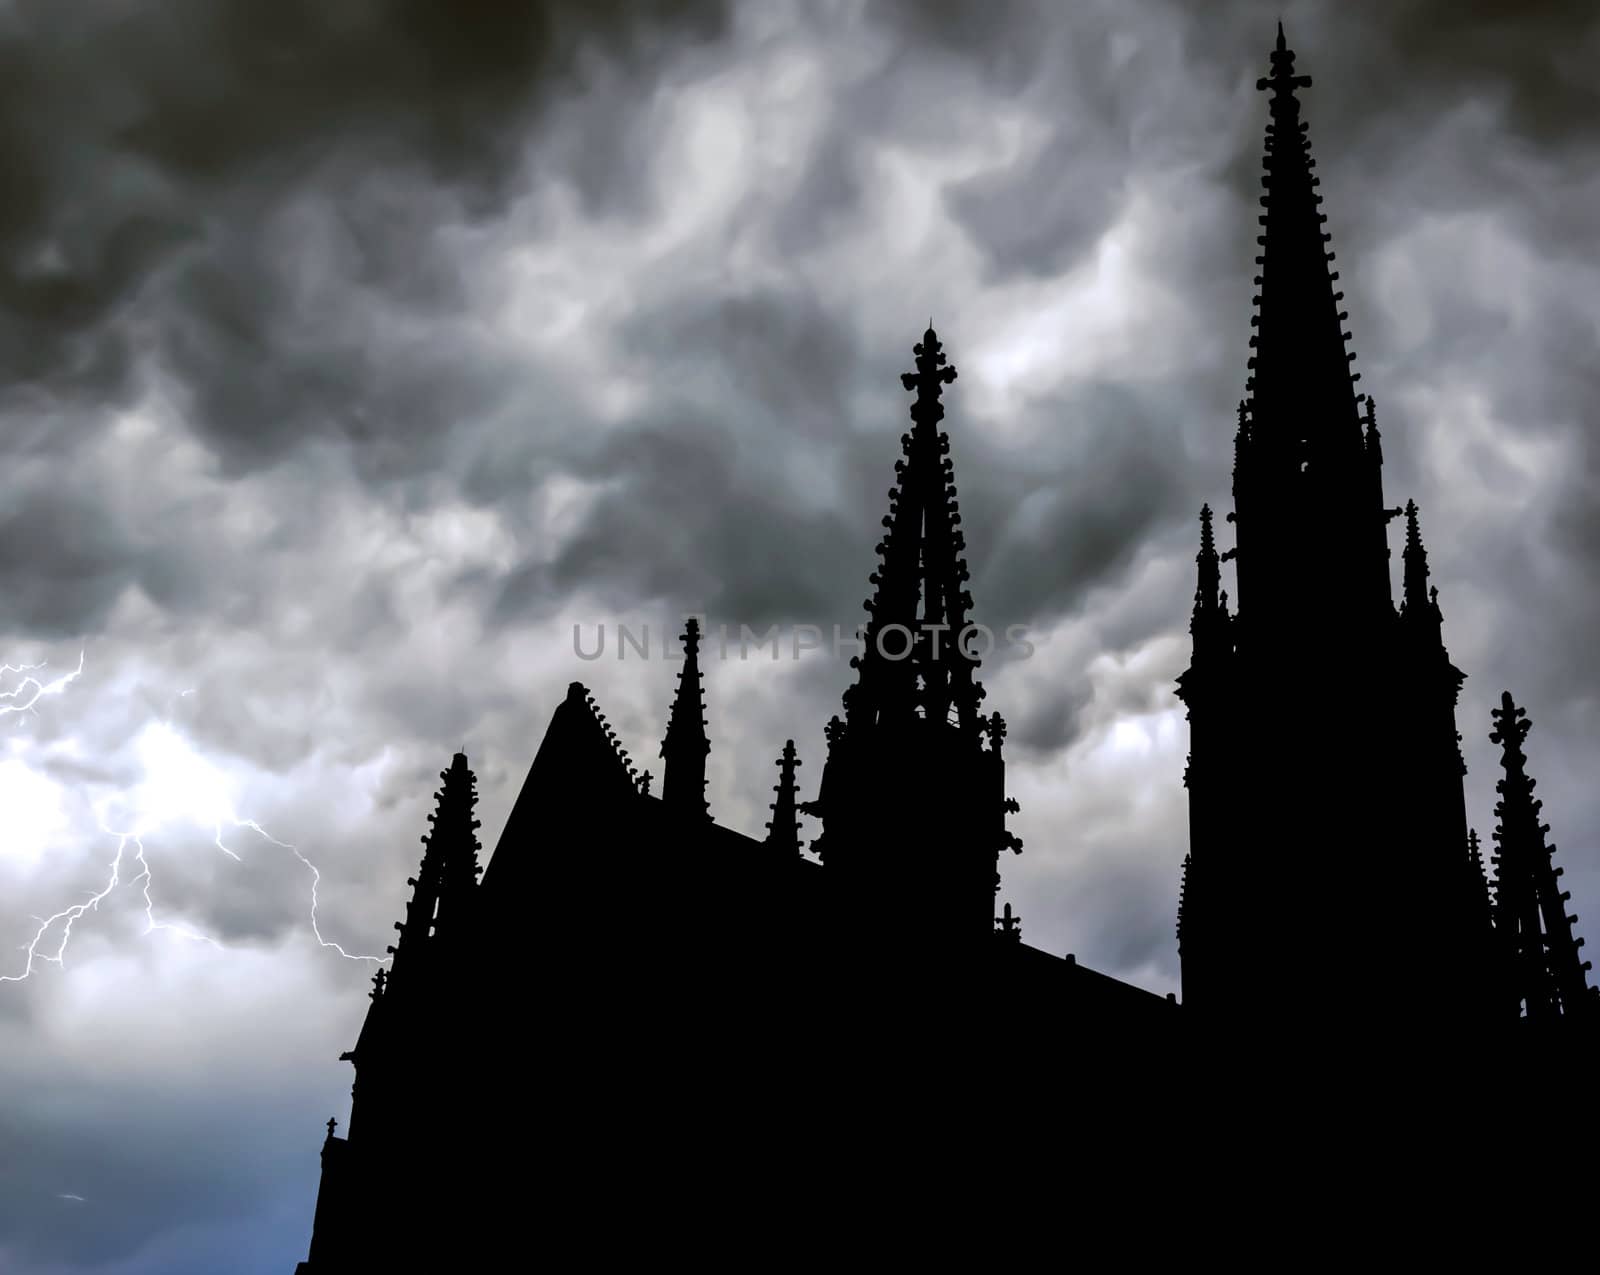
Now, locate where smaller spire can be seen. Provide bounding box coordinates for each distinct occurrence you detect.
[1489,692,1597,1019]
[1192,504,1221,622]
[1401,499,1431,616]
[1196,504,1219,604]
[427,753,483,942]
[764,740,803,855]
[661,617,711,821]
[995,901,1022,943]
[1190,505,1230,659]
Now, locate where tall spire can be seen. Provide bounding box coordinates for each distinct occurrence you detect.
[1400,499,1433,618]
[844,324,985,736]
[1247,24,1362,473]
[427,753,483,942]
[661,617,711,821]
[1489,692,1597,1020]
[764,740,802,856]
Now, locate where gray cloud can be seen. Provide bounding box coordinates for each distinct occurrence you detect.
[2,2,1599,1271]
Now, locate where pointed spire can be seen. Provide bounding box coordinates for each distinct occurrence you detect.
[1489,692,1597,1019]
[810,325,1014,944]
[1400,499,1431,615]
[764,740,803,855]
[1246,25,1362,468]
[845,324,985,735]
[1188,505,1232,663]
[1194,504,1220,613]
[426,752,483,942]
[661,617,711,821]
[995,900,1022,943]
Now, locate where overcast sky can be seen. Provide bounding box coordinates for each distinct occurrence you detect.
[2,1,1598,1269]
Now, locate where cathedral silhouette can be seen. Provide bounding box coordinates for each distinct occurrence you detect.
[292,30,1597,1270]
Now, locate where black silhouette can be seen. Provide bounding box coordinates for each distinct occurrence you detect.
[1488,692,1599,1022]
[660,616,711,821]
[764,739,802,855]
[293,30,1597,1271]
[1170,27,1596,1037]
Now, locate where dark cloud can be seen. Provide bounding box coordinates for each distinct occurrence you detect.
[1011,678,1095,755]
[3,3,1600,1271]
[0,0,734,460]
[974,384,1192,624]
[945,130,1132,282]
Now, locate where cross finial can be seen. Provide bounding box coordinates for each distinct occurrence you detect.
[995,901,1022,941]
[1489,690,1533,758]
[1258,23,1312,96]
[326,1116,338,1139]
[899,326,958,419]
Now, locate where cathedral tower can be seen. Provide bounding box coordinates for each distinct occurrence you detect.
[808,326,1019,959]
[1176,28,1483,1030]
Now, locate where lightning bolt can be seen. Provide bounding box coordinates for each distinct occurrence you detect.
[1,650,84,719]
[1,653,387,982]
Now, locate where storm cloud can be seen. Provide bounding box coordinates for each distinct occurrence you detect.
[2,1,1599,1270]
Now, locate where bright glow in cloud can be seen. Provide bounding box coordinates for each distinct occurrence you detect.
[0,759,69,867]
[121,722,237,837]
[0,655,387,982]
